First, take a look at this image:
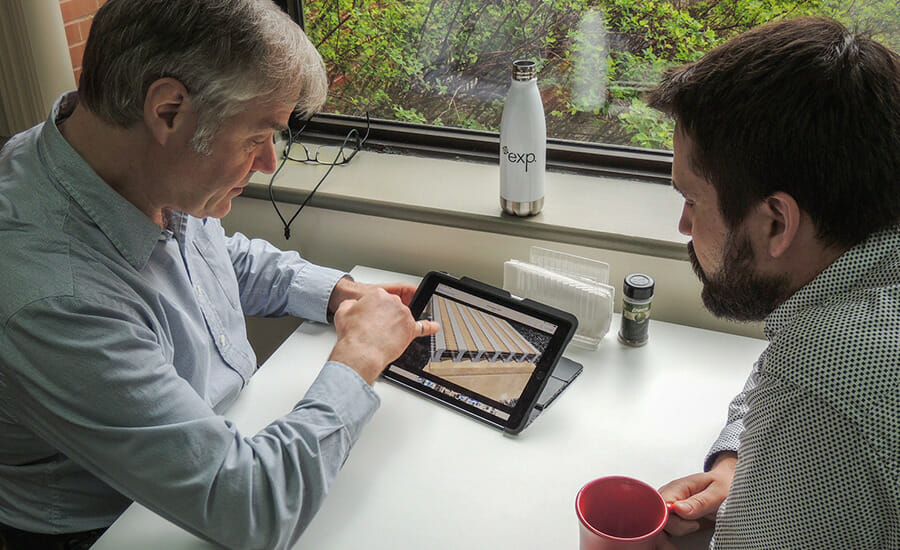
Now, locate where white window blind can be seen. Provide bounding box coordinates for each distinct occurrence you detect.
[0,0,75,137]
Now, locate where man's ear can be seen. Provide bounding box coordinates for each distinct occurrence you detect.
[760,191,801,259]
[143,78,194,147]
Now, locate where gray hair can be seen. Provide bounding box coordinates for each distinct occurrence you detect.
[79,0,327,154]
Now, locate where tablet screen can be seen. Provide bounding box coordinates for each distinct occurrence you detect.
[385,273,573,432]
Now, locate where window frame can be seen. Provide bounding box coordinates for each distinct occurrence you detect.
[275,0,673,185]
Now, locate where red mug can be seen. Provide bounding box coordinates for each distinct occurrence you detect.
[576,476,670,549]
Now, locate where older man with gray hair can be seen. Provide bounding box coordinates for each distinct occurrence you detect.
[0,1,438,549]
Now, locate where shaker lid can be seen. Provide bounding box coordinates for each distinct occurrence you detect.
[512,59,536,81]
[623,273,654,300]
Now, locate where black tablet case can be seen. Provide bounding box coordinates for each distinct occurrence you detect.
[383,271,581,433]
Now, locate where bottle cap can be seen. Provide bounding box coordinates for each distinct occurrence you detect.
[623,273,654,300]
[512,59,536,81]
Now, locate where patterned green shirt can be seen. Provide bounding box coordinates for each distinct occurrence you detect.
[707,225,900,548]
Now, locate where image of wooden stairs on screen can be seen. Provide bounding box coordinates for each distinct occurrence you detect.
[424,295,540,405]
[428,295,539,363]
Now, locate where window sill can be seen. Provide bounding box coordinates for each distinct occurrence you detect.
[246,147,688,260]
[236,147,765,341]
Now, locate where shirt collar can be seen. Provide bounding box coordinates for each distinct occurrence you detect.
[37,92,165,270]
[764,225,900,340]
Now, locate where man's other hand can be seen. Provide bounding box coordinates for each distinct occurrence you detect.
[658,451,737,537]
[328,278,420,315]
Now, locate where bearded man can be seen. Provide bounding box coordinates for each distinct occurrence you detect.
[651,17,900,550]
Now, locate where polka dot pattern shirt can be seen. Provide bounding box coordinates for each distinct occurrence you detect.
[705,226,900,549]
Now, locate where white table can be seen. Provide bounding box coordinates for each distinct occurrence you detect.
[94,266,766,550]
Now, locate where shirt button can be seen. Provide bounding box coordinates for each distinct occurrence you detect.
[195,285,203,297]
[218,334,226,347]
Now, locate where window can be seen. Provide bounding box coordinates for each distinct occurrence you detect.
[279,0,898,178]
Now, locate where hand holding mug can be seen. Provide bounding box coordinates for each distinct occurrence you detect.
[657,451,736,536]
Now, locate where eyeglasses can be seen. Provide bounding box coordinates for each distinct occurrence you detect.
[284,112,370,166]
[268,112,370,239]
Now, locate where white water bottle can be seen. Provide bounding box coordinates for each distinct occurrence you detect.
[500,59,546,216]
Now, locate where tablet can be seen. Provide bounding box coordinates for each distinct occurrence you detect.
[383,271,578,434]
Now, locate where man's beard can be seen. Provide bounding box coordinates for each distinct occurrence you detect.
[688,231,791,322]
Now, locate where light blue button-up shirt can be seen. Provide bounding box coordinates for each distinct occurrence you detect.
[0,93,380,549]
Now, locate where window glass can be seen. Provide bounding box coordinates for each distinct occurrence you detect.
[304,1,898,151]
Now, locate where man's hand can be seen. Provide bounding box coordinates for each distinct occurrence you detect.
[327,283,439,385]
[328,277,419,314]
[658,452,737,538]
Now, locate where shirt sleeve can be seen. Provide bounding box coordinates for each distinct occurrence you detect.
[0,295,379,550]
[224,228,347,323]
[704,358,760,471]
[710,371,888,549]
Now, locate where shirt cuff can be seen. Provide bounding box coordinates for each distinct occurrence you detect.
[286,265,349,323]
[325,275,354,323]
[300,361,381,443]
[705,421,743,471]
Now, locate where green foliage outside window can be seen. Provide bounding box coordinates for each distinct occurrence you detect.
[305,0,899,150]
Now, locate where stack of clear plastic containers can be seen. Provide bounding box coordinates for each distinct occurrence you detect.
[503,246,614,349]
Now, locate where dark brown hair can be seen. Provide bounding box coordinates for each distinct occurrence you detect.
[650,17,900,248]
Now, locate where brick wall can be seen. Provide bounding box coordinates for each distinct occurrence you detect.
[59,0,106,85]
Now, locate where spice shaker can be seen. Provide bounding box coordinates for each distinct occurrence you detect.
[618,273,654,347]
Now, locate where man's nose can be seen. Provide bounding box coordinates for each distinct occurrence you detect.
[678,205,692,236]
[253,138,278,174]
